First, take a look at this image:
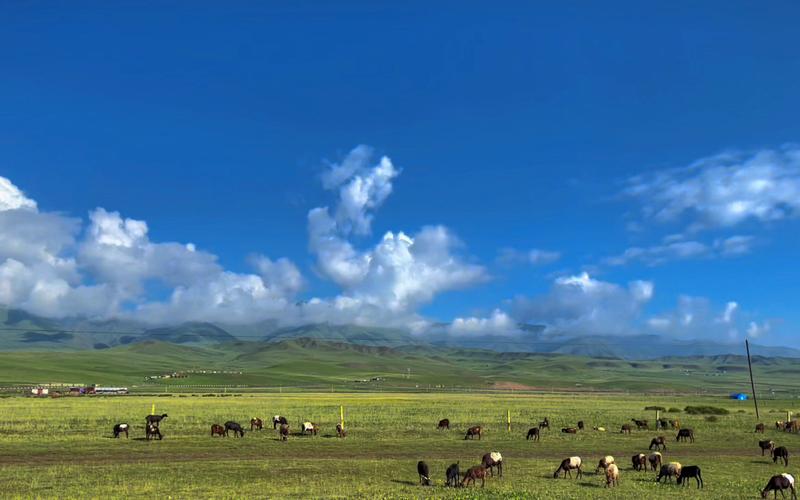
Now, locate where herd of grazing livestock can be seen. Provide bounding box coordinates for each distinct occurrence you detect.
[108,410,798,496]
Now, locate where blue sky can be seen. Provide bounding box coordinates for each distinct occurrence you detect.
[1,2,799,344]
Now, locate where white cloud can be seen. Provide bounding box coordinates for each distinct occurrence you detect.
[449,309,519,335]
[511,272,654,336]
[646,296,767,340]
[604,234,755,267]
[498,247,561,266]
[0,177,37,211]
[625,145,800,229]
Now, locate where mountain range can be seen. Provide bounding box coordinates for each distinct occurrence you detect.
[0,305,795,359]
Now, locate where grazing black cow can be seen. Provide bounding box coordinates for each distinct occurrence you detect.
[112,423,128,438]
[438,418,450,430]
[677,465,703,488]
[539,417,550,430]
[417,461,431,486]
[632,418,649,430]
[464,426,481,440]
[273,415,288,429]
[649,436,667,451]
[224,421,244,437]
[632,453,647,472]
[676,428,694,443]
[445,462,460,487]
[481,452,503,477]
[145,413,168,426]
[145,422,162,440]
[773,446,790,467]
[762,474,797,499]
[526,427,540,441]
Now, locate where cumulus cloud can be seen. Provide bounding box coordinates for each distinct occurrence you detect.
[449,309,519,335]
[511,272,654,336]
[647,296,767,340]
[0,177,37,211]
[625,145,800,230]
[498,247,561,266]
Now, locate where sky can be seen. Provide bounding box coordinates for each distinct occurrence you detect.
[1,2,799,344]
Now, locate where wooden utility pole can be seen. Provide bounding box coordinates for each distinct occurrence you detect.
[745,339,760,420]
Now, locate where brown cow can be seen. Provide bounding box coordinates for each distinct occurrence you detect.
[461,465,488,487]
[465,426,482,440]
[211,423,225,437]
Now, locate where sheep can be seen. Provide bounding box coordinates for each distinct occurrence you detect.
[596,455,615,473]
[445,462,460,487]
[577,420,585,430]
[336,423,347,438]
[562,427,577,434]
[112,423,128,438]
[145,414,168,426]
[605,463,620,487]
[677,465,703,488]
[539,417,550,430]
[224,421,244,438]
[756,423,766,433]
[676,428,694,442]
[481,452,503,477]
[593,426,606,432]
[632,418,649,430]
[210,423,225,437]
[145,422,163,440]
[773,446,790,467]
[461,465,488,487]
[438,418,450,430]
[762,474,797,499]
[279,423,289,441]
[760,440,776,456]
[250,417,263,431]
[464,426,482,440]
[417,461,431,486]
[553,456,582,479]
[656,462,682,483]
[648,452,663,472]
[273,415,288,429]
[649,436,667,451]
[632,453,647,472]
[301,421,318,436]
[526,427,540,441]
[620,424,632,434]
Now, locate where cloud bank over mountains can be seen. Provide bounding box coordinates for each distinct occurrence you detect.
[0,145,788,341]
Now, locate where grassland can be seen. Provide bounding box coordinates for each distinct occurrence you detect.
[1,392,800,498]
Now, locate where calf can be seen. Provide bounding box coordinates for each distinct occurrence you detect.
[417,461,431,486]
[553,456,582,479]
[461,465,488,487]
[445,462,460,487]
[438,418,450,430]
[250,418,263,431]
[279,423,289,441]
[112,423,128,438]
[760,440,776,456]
[464,426,482,440]
[273,415,288,429]
[481,452,503,477]
[211,423,225,437]
[145,422,162,440]
[336,423,347,438]
[773,446,790,467]
[676,428,694,443]
[677,465,703,488]
[649,436,667,451]
[301,421,318,436]
[762,474,797,499]
[224,421,244,437]
[526,427,540,441]
[632,453,647,472]
[596,455,615,472]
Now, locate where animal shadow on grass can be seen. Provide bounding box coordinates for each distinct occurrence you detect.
[132,437,151,441]
[389,480,417,486]
[578,481,602,488]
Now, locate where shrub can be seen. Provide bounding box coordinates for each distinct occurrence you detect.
[668,408,682,413]
[644,406,666,411]
[685,405,729,415]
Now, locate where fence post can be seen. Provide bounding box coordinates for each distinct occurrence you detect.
[507,409,511,432]
[340,405,345,429]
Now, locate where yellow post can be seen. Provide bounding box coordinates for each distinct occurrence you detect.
[507,409,511,432]
[151,403,155,415]
[340,405,345,428]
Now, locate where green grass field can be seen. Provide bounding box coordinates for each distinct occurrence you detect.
[1,392,799,498]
